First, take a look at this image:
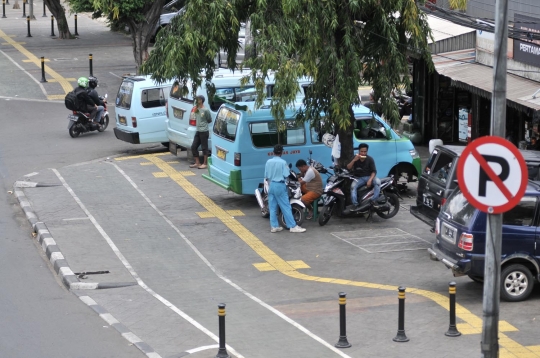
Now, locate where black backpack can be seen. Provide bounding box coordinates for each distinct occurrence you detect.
[65,89,83,111]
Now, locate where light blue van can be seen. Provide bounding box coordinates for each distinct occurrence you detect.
[202,102,421,195]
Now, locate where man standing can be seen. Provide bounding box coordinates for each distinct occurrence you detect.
[346,143,381,211]
[189,95,212,169]
[295,159,323,220]
[265,145,306,233]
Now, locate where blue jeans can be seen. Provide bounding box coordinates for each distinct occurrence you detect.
[94,105,104,123]
[351,176,381,206]
[268,182,297,228]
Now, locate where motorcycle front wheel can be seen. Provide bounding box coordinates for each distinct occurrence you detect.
[98,114,109,132]
[318,203,334,226]
[69,124,80,138]
[278,203,305,228]
[375,192,400,219]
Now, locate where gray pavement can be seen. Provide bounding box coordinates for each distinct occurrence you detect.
[3,5,540,358]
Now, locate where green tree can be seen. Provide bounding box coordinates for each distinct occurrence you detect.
[67,0,168,70]
[141,0,433,164]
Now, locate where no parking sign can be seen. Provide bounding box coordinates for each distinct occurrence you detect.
[457,136,528,214]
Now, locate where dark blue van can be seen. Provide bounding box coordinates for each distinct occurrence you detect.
[428,182,540,302]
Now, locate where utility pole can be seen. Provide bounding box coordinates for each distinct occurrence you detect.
[481,0,508,356]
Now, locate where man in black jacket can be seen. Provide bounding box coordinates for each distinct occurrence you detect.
[74,77,100,128]
[87,76,105,125]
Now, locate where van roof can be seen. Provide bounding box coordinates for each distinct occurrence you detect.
[122,74,174,85]
[435,144,540,164]
[219,101,375,117]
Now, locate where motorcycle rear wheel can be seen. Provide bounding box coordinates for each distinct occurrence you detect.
[69,124,80,138]
[261,198,270,218]
[318,203,334,226]
[98,114,109,132]
[278,203,305,228]
[375,192,400,219]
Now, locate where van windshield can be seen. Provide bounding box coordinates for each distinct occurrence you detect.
[442,189,476,226]
[214,107,240,141]
[116,80,134,109]
[250,121,305,147]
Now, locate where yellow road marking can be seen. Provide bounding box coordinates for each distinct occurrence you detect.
[0,28,72,94]
[2,42,26,45]
[122,153,539,357]
[197,209,244,218]
[254,260,310,271]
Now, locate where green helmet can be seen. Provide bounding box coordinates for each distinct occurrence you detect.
[78,77,89,88]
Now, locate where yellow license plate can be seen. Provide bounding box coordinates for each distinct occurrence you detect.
[119,116,127,125]
[217,148,227,160]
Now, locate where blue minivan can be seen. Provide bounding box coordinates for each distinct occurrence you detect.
[428,183,540,302]
[202,102,421,195]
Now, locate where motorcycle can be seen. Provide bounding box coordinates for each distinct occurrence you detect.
[67,94,110,138]
[317,164,400,226]
[255,165,306,228]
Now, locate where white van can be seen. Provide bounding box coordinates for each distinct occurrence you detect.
[166,69,311,158]
[114,75,174,145]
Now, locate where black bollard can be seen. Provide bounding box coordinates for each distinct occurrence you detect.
[2,0,7,18]
[42,0,46,17]
[50,15,55,36]
[5,0,7,5]
[445,282,461,337]
[215,304,230,358]
[393,286,409,342]
[40,57,47,83]
[74,14,79,36]
[335,292,352,348]
[22,0,25,17]
[88,53,93,77]
[26,16,31,37]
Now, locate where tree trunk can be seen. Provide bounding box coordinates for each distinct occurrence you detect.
[336,106,356,168]
[128,21,155,74]
[12,0,20,10]
[44,0,71,39]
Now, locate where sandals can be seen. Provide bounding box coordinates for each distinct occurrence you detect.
[189,163,199,168]
[306,212,313,220]
[198,164,207,169]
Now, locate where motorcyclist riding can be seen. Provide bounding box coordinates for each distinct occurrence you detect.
[74,77,101,129]
[346,143,382,211]
[86,76,105,125]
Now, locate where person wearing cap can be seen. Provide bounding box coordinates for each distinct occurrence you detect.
[346,143,381,211]
[189,95,212,169]
[264,144,307,233]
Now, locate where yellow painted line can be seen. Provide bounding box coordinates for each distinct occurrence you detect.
[197,209,244,218]
[152,172,168,178]
[47,94,66,100]
[254,260,310,272]
[2,42,26,45]
[23,58,50,62]
[46,78,77,83]
[0,28,72,94]
[125,153,539,357]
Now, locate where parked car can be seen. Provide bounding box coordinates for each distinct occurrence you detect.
[113,75,174,145]
[411,144,540,229]
[428,183,540,302]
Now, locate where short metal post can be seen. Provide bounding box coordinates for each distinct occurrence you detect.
[89,53,93,77]
[2,0,6,18]
[50,15,55,36]
[445,282,461,337]
[393,286,409,342]
[5,0,8,5]
[215,304,230,358]
[26,16,31,37]
[22,0,25,17]
[40,57,47,82]
[74,14,79,36]
[42,0,46,17]
[335,292,352,348]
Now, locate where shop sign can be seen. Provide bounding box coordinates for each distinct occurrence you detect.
[458,108,469,143]
[513,14,540,67]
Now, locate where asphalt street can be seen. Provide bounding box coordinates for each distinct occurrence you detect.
[1,3,540,358]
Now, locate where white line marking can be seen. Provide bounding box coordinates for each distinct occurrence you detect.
[109,72,123,79]
[63,217,91,221]
[52,168,245,358]
[0,49,48,98]
[110,162,352,358]
[79,296,97,306]
[185,344,219,354]
[24,172,39,177]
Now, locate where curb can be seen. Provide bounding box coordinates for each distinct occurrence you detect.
[13,180,161,358]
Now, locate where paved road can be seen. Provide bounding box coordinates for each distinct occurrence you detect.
[2,4,540,358]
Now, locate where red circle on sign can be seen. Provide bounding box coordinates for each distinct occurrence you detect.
[456,136,528,214]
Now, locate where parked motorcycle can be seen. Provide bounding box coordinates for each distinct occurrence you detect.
[318,164,400,226]
[67,94,109,138]
[255,166,306,228]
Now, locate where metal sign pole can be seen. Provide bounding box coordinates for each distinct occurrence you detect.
[482,0,508,356]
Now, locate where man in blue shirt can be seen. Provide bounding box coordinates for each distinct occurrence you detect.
[264,144,306,233]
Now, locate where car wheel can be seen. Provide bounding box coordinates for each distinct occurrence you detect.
[467,275,483,284]
[500,264,534,302]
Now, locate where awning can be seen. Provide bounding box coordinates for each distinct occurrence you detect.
[435,62,540,113]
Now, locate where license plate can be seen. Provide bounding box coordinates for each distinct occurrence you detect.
[118,115,127,125]
[216,147,227,160]
[441,222,456,243]
[423,194,433,208]
[173,107,185,119]
[169,142,177,156]
[67,114,78,121]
